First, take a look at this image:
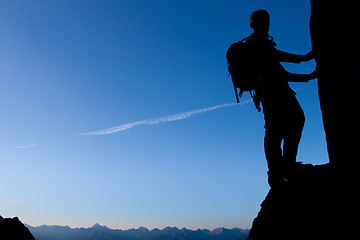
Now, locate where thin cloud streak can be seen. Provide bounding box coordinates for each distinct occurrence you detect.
[78,101,251,136]
[14,142,38,149]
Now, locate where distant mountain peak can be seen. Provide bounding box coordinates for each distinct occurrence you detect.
[211,227,225,234]
[91,223,109,230]
[137,226,149,231]
[163,226,179,231]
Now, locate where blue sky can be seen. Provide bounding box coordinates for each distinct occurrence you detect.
[0,0,327,230]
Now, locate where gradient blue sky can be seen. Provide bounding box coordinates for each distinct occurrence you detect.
[0,0,327,230]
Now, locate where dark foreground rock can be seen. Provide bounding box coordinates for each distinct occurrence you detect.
[0,215,35,240]
[248,164,358,240]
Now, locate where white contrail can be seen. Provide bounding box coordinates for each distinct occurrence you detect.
[14,142,38,149]
[78,101,251,136]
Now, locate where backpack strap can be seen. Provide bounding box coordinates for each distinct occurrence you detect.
[232,38,248,104]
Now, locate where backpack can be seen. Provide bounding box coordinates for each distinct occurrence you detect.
[226,38,261,111]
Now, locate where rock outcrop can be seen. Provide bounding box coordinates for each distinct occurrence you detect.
[0,215,35,240]
[310,0,360,164]
[248,164,357,240]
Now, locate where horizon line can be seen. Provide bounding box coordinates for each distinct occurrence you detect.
[26,222,250,232]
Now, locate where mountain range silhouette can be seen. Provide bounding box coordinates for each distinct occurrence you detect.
[26,223,249,240]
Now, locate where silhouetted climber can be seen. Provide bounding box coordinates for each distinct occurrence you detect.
[227,10,316,187]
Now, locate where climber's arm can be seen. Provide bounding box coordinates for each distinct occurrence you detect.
[287,70,317,82]
[276,50,313,63]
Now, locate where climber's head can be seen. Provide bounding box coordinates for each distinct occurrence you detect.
[250,10,270,34]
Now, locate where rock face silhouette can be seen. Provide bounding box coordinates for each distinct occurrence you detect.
[247,164,355,240]
[0,215,35,240]
[310,0,360,165]
[248,1,359,239]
